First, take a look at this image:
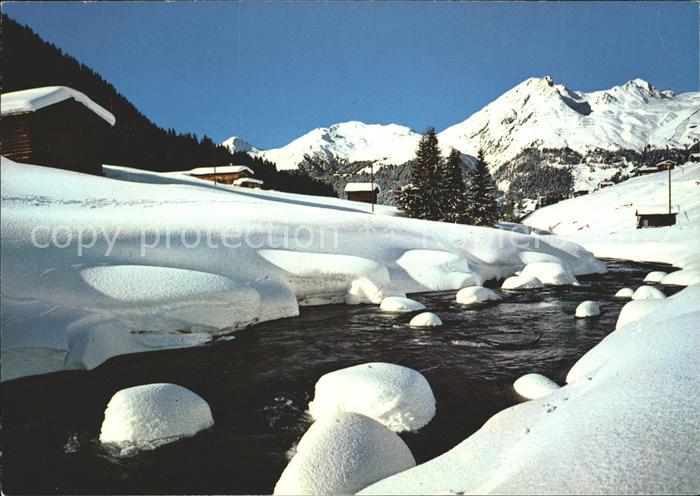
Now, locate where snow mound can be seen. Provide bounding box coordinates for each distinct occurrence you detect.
[99,383,213,449]
[274,412,416,495]
[614,287,635,298]
[513,373,560,400]
[616,300,666,330]
[661,269,700,286]
[396,250,482,291]
[501,275,544,290]
[520,262,579,286]
[308,362,436,432]
[456,286,502,305]
[409,312,443,327]
[643,271,667,283]
[380,297,426,313]
[575,301,600,318]
[632,285,666,300]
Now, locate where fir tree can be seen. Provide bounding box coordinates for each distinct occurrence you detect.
[438,148,469,223]
[465,149,499,226]
[394,128,444,220]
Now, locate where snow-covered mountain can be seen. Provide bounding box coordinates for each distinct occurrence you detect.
[222,77,699,171]
[221,136,258,154]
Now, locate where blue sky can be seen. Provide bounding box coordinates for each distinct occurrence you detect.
[4,1,698,148]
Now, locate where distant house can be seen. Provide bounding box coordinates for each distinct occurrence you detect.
[573,189,589,198]
[233,177,264,189]
[635,209,677,229]
[345,182,380,203]
[634,159,676,177]
[186,164,255,184]
[655,159,676,171]
[689,152,700,162]
[535,192,563,209]
[596,181,615,190]
[1,86,116,175]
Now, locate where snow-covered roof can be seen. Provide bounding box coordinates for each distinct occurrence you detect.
[690,153,700,159]
[187,165,254,176]
[635,205,676,215]
[233,177,264,186]
[656,159,677,166]
[636,165,659,172]
[345,182,381,193]
[1,86,116,126]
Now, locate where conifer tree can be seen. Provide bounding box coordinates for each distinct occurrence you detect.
[465,149,499,226]
[438,148,469,223]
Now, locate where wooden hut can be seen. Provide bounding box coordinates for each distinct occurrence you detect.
[345,182,380,203]
[635,209,677,229]
[1,86,116,175]
[186,164,255,184]
[233,177,264,189]
[655,159,676,171]
[572,189,589,198]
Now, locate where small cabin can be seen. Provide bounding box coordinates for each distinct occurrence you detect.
[1,86,116,175]
[596,181,615,190]
[186,164,255,184]
[689,152,700,162]
[656,159,676,171]
[635,210,677,229]
[535,192,562,209]
[232,177,263,189]
[345,182,380,203]
[572,189,589,198]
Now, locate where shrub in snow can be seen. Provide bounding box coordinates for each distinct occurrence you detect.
[661,269,700,287]
[632,286,666,300]
[99,383,214,449]
[274,412,416,495]
[456,286,502,305]
[575,301,600,318]
[643,271,667,283]
[519,262,579,286]
[513,373,560,400]
[614,287,634,298]
[308,362,436,432]
[379,296,426,313]
[409,312,443,327]
[501,275,544,290]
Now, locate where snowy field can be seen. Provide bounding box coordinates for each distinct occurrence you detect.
[1,158,604,381]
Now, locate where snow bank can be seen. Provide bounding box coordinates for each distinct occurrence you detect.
[409,312,443,327]
[361,285,700,494]
[99,383,213,449]
[513,373,560,400]
[501,275,544,290]
[643,270,667,283]
[380,297,426,313]
[615,300,666,330]
[632,285,666,300]
[519,261,579,286]
[455,286,501,305]
[274,412,415,495]
[661,269,700,286]
[308,362,436,433]
[614,287,635,298]
[575,300,600,318]
[1,159,606,380]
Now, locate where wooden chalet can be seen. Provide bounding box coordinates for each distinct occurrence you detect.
[345,182,380,203]
[634,159,676,177]
[572,189,589,198]
[1,86,116,175]
[233,177,264,189]
[636,210,677,229]
[596,181,615,190]
[186,164,255,184]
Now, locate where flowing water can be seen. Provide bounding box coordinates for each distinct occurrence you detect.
[1,260,680,494]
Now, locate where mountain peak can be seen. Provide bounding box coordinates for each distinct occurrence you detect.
[222,136,256,153]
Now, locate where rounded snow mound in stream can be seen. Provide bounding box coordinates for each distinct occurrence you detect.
[513,373,560,400]
[273,412,415,495]
[502,275,544,290]
[520,262,579,286]
[575,301,600,318]
[99,383,214,450]
[632,286,666,300]
[614,287,635,298]
[661,269,700,286]
[409,312,443,327]
[643,271,667,283]
[308,362,436,432]
[379,296,426,313]
[396,249,482,291]
[456,286,501,305]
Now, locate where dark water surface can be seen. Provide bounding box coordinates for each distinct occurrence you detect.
[1,260,681,494]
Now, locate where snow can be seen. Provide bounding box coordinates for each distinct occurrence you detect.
[273,412,415,495]
[186,165,254,176]
[575,300,600,318]
[519,261,579,286]
[643,270,668,283]
[2,158,607,381]
[632,285,666,300]
[361,284,700,495]
[1,86,116,126]
[99,383,213,449]
[455,286,501,305]
[307,362,436,433]
[221,136,257,154]
[501,275,544,290]
[614,287,635,298]
[379,297,426,313]
[409,312,442,327]
[513,373,560,400]
[615,300,666,330]
[661,269,700,286]
[344,182,381,193]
